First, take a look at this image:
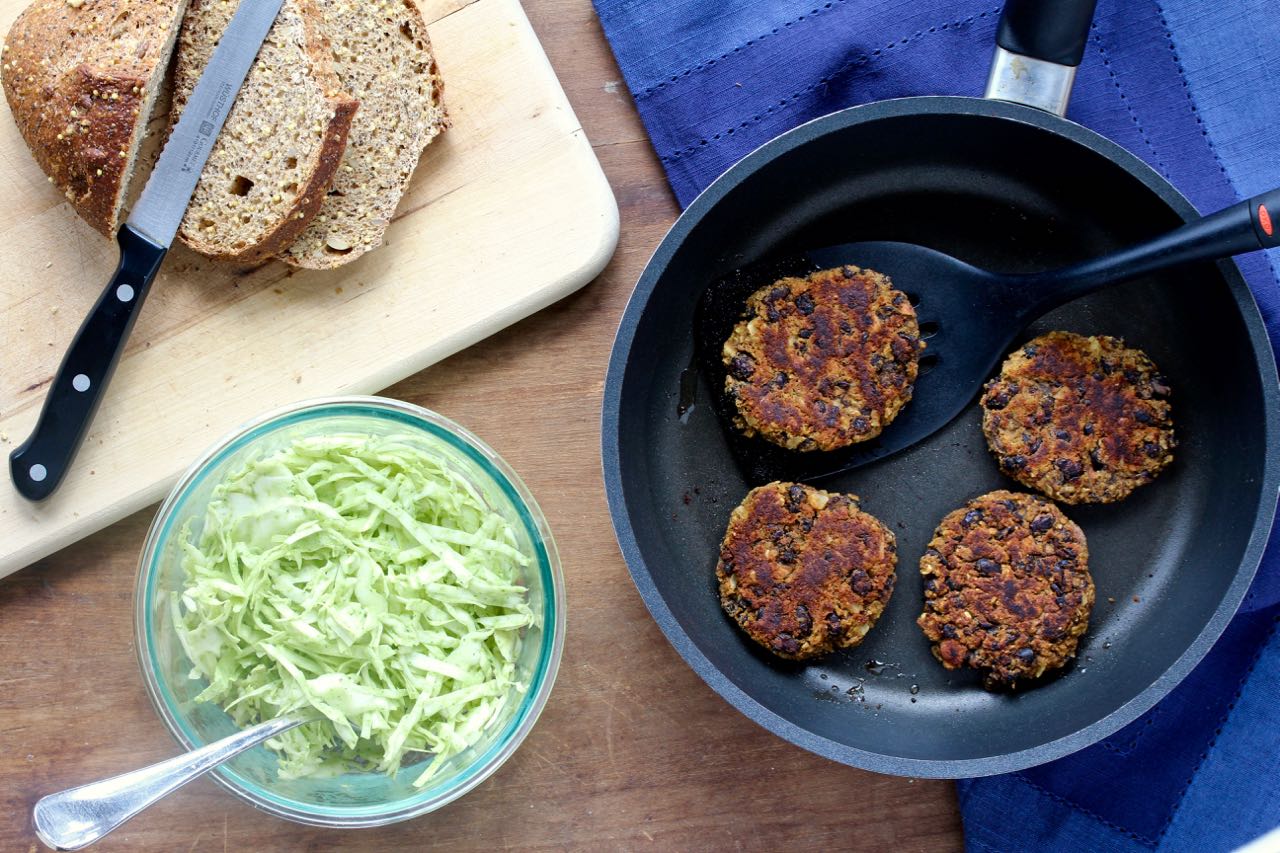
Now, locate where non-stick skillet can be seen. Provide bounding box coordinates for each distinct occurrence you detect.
[602,0,1280,777]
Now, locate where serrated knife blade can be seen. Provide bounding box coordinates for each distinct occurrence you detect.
[128,0,287,246]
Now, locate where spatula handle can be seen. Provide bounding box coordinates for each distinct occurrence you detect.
[8,225,166,501]
[1250,190,1279,248]
[1038,187,1280,302]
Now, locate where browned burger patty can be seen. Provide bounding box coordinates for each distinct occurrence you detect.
[917,490,1094,689]
[722,266,924,452]
[981,331,1175,504]
[717,482,897,660]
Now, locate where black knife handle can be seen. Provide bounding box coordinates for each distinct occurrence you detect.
[10,224,166,501]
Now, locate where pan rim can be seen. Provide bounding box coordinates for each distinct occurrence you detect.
[601,94,1280,777]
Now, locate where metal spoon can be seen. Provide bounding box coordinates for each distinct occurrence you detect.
[33,715,307,850]
[695,187,1280,484]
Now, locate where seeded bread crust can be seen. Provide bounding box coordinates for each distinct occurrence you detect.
[277,0,448,268]
[2,0,189,235]
[171,0,357,264]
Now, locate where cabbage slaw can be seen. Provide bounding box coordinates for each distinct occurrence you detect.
[172,433,536,786]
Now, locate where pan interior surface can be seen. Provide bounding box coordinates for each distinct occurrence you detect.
[607,101,1276,775]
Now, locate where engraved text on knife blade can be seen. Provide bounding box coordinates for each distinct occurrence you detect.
[178,81,233,174]
[126,0,286,248]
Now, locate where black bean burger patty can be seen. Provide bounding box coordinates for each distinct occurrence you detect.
[717,482,897,660]
[981,331,1175,504]
[722,265,924,452]
[917,490,1094,689]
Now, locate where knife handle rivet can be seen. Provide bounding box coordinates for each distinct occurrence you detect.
[29,464,47,482]
[72,374,91,392]
[116,283,135,302]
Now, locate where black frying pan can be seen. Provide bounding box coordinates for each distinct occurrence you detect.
[601,0,1280,777]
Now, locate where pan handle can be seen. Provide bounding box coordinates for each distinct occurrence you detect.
[984,0,1099,116]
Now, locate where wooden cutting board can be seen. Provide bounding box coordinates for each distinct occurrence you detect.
[0,0,618,577]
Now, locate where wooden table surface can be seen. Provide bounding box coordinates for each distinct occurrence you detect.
[0,1,965,849]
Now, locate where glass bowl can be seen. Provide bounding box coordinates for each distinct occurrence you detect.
[133,396,565,827]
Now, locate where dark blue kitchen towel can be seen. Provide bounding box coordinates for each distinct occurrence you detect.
[593,0,1280,849]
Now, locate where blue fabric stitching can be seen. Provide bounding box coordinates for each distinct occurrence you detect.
[1009,613,1279,849]
[657,8,1000,164]
[634,0,845,99]
[1090,23,1171,181]
[1146,0,1280,319]
[1099,708,1160,757]
[1013,772,1157,847]
[1153,614,1280,844]
[1147,0,1235,193]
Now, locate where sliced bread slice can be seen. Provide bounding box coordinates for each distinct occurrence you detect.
[2,0,190,236]
[171,0,357,264]
[277,0,447,269]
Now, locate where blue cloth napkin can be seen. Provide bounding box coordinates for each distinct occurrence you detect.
[592,0,1280,848]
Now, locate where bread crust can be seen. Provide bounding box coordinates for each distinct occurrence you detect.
[171,0,357,264]
[174,97,357,265]
[276,0,448,269]
[2,0,187,236]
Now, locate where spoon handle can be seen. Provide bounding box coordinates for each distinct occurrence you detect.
[1038,187,1280,299]
[33,715,306,850]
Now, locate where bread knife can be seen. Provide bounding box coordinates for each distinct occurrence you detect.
[9,0,287,501]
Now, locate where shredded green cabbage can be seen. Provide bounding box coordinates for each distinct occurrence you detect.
[172,433,536,786]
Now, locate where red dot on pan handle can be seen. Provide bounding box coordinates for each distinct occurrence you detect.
[1261,204,1274,237]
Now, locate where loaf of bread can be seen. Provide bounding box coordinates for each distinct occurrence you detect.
[276,0,447,268]
[1,0,190,235]
[170,0,357,263]
[2,0,446,267]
